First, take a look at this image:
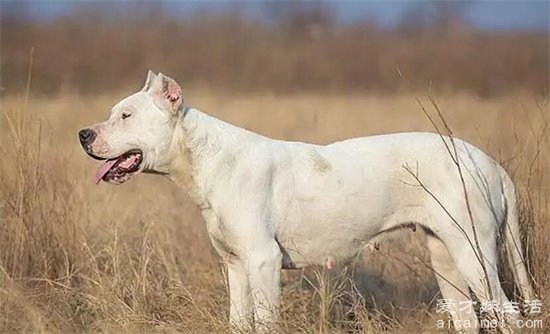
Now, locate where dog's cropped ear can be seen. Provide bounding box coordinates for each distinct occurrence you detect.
[146,72,184,114]
[142,70,157,92]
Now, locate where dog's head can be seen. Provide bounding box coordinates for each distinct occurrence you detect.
[79,71,184,184]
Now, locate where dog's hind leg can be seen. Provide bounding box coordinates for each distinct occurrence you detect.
[435,214,517,331]
[426,234,479,334]
[501,172,535,301]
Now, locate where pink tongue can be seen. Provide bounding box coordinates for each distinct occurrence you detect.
[95,159,118,184]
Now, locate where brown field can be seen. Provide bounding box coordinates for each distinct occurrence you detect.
[0,88,548,333]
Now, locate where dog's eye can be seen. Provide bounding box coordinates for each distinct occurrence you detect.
[122,112,131,120]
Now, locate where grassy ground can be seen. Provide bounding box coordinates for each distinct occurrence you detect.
[0,90,548,333]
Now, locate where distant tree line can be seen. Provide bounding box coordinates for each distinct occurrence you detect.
[1,2,548,96]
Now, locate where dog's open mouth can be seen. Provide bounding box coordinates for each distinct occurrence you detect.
[95,149,143,184]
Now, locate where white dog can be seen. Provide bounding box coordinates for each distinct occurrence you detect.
[79,71,534,333]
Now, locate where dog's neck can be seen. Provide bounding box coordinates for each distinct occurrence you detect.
[167,107,260,208]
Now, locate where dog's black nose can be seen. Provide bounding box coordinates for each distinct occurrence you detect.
[79,128,96,144]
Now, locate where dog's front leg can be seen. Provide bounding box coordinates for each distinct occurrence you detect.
[203,209,254,331]
[227,259,253,332]
[246,240,282,333]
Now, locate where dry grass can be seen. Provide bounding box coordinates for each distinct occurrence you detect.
[0,89,548,333]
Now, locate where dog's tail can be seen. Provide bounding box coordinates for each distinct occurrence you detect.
[501,169,535,301]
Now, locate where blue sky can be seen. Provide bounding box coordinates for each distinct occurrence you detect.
[4,1,549,31]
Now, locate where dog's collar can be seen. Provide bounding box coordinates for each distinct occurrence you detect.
[181,106,191,119]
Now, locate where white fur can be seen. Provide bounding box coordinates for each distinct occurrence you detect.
[82,72,534,333]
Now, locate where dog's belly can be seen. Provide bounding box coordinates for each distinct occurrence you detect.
[276,225,376,269]
[273,193,397,268]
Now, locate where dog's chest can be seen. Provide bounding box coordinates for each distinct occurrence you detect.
[201,208,222,237]
[200,208,237,256]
